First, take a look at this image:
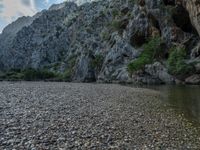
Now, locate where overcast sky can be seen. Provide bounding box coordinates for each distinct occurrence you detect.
[0,0,74,32]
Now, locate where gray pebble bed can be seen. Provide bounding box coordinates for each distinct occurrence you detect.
[0,82,200,149]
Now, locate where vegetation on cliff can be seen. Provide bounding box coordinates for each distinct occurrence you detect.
[0,0,200,84]
[128,37,162,74]
[0,69,57,81]
[167,47,195,77]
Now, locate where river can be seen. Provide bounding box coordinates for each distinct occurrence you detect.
[141,85,200,125]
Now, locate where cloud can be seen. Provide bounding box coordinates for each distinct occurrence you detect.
[21,0,31,6]
[0,0,37,23]
[0,0,95,32]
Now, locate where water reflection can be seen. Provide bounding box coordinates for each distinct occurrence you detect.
[147,85,200,123]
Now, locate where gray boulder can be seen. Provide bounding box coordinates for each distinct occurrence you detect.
[145,62,175,84]
[185,74,200,84]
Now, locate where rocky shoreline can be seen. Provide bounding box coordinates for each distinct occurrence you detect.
[0,82,200,149]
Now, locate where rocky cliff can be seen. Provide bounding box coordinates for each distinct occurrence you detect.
[182,0,200,36]
[0,0,200,84]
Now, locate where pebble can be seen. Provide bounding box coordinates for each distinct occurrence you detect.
[0,82,200,149]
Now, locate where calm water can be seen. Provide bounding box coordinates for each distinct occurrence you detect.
[146,85,200,124]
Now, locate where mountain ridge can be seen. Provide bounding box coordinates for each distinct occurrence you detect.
[0,0,200,84]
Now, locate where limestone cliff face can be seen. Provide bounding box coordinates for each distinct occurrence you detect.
[0,0,200,84]
[181,0,200,36]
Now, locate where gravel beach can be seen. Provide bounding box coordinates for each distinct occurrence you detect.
[0,82,200,149]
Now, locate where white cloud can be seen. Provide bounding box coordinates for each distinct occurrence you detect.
[0,0,96,32]
[45,0,49,4]
[0,0,37,22]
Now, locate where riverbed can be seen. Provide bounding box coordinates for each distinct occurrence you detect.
[0,82,200,149]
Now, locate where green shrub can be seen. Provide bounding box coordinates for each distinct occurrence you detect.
[111,9,120,18]
[59,55,77,81]
[167,47,194,76]
[100,8,109,17]
[110,19,121,31]
[23,68,56,80]
[9,72,24,80]
[128,37,162,74]
[55,70,72,82]
[0,72,6,79]
[68,56,77,67]
[0,70,24,80]
[101,31,110,40]
[62,69,72,81]
[92,54,104,71]
[0,68,57,81]
[128,0,138,5]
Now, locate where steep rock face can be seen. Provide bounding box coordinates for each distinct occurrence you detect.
[0,15,38,69]
[98,33,138,82]
[2,2,78,70]
[0,0,200,84]
[181,0,200,36]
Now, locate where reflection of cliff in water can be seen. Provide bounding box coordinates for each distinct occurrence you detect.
[148,85,200,123]
[166,86,200,122]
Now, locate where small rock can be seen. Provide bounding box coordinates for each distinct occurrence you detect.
[185,74,200,84]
